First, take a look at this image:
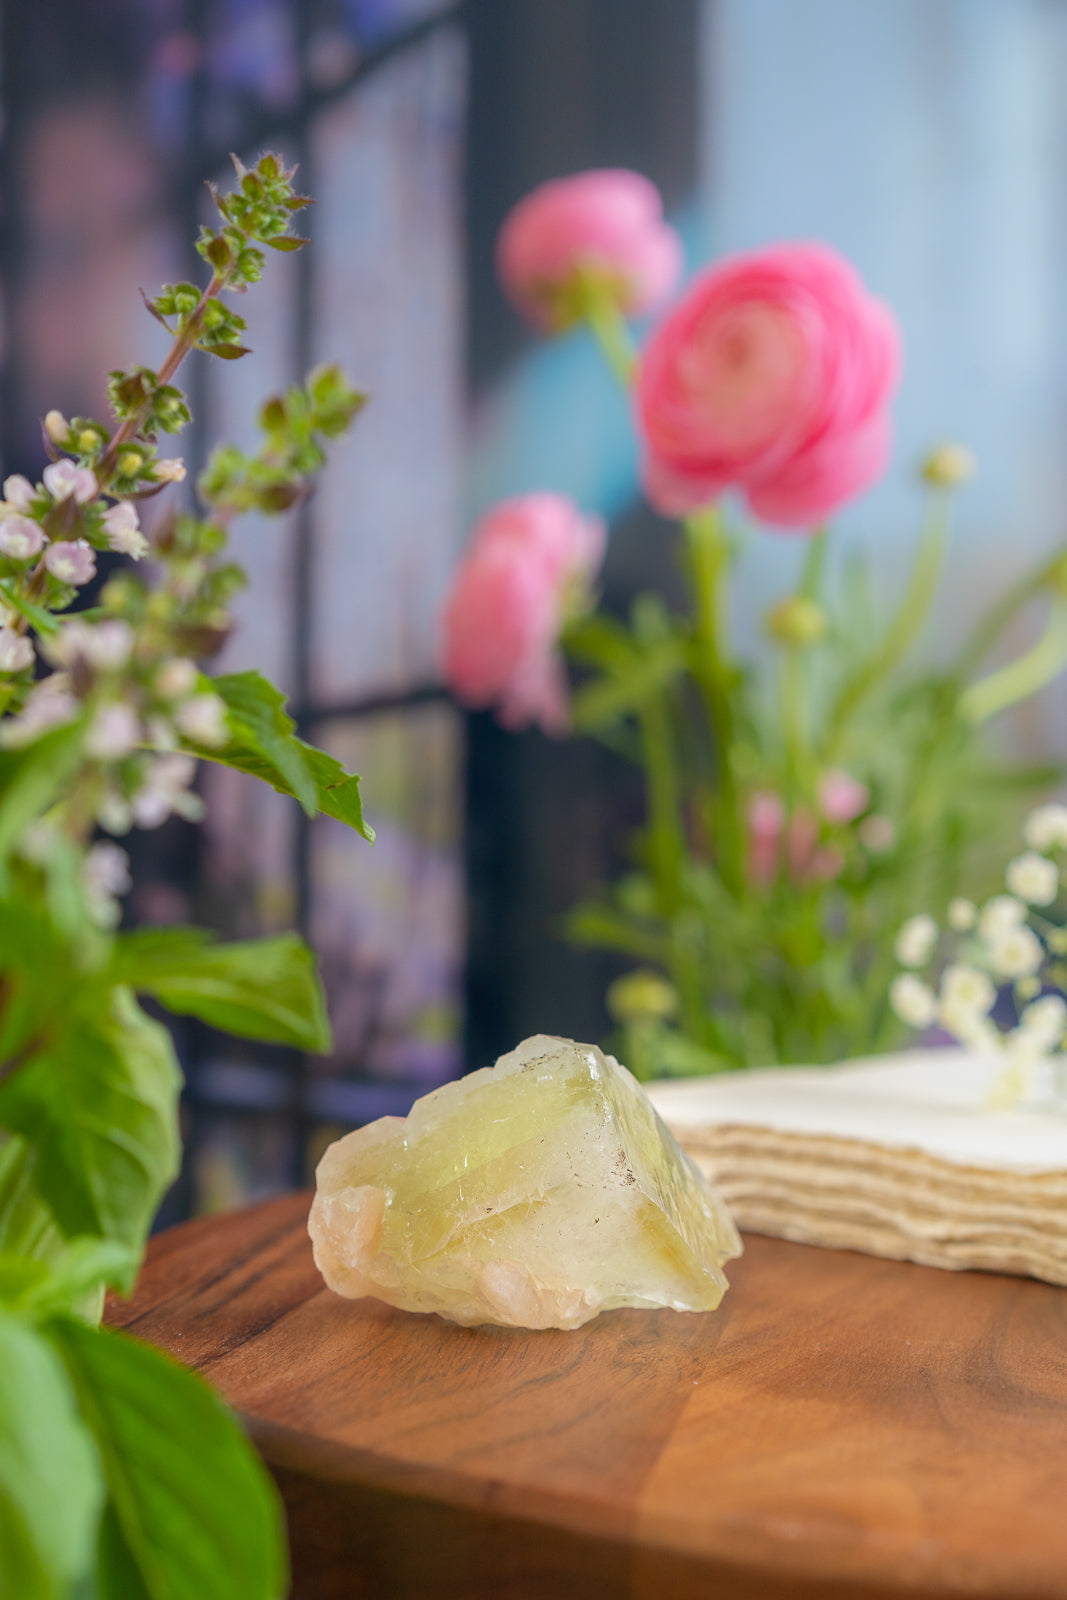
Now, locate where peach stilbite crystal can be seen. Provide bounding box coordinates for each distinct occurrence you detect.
[308,1035,742,1330]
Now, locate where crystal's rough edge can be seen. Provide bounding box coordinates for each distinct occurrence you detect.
[309,1034,742,1329]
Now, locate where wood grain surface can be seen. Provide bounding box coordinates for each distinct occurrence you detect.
[107,1191,1067,1600]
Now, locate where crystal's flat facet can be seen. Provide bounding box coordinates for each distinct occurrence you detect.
[308,1034,742,1329]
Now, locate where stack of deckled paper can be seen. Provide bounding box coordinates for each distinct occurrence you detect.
[646,1051,1067,1286]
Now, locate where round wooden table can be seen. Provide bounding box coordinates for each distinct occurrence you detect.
[107,1190,1067,1600]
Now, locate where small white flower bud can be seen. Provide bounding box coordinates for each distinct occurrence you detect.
[941,963,995,1016]
[85,703,141,761]
[154,657,200,700]
[890,974,937,1030]
[1023,803,1067,853]
[84,841,132,898]
[44,410,70,444]
[43,460,97,504]
[0,516,45,560]
[987,926,1044,981]
[978,894,1027,940]
[174,692,229,747]
[947,897,977,931]
[0,627,34,674]
[102,501,148,560]
[153,458,187,484]
[894,913,938,969]
[97,791,133,835]
[2,475,37,512]
[45,539,96,585]
[1005,851,1059,907]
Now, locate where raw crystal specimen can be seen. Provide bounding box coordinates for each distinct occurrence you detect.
[309,1034,742,1329]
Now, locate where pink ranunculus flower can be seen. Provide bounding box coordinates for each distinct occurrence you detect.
[496,170,683,332]
[443,494,605,735]
[636,242,901,530]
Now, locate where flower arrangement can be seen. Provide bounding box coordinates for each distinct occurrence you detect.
[444,168,1067,1078]
[891,803,1067,1108]
[0,155,370,1599]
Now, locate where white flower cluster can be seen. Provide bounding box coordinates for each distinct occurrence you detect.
[889,803,1067,1107]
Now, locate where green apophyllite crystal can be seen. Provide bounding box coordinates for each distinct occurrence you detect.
[308,1034,742,1329]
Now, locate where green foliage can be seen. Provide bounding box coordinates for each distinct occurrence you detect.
[49,1319,288,1600]
[0,989,181,1251]
[196,670,374,838]
[0,151,373,1597]
[112,927,332,1051]
[564,505,1067,1071]
[0,1313,104,1600]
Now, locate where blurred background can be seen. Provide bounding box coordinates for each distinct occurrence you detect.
[3,0,1067,1217]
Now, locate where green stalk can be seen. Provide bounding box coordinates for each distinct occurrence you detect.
[799,527,828,599]
[954,542,1067,681]
[823,487,953,758]
[958,601,1067,724]
[637,700,706,1041]
[683,507,743,893]
[581,290,637,386]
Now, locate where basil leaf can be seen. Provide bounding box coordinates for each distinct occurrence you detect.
[0,1312,104,1600]
[190,669,373,839]
[112,927,331,1051]
[49,1318,287,1600]
[0,989,180,1252]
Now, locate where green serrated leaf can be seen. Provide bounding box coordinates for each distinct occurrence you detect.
[0,1312,104,1600]
[0,721,86,884]
[208,670,318,813]
[0,989,180,1252]
[48,1318,287,1600]
[111,928,331,1052]
[192,671,373,838]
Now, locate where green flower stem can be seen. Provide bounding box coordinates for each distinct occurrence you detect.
[636,699,706,1040]
[95,272,224,488]
[781,527,829,800]
[823,487,953,758]
[780,651,809,801]
[799,526,828,599]
[578,282,637,387]
[12,272,227,638]
[684,507,743,893]
[958,600,1067,724]
[954,541,1067,682]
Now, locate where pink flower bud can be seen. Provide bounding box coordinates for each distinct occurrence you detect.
[103,501,148,559]
[0,516,45,560]
[636,242,901,529]
[443,495,605,735]
[45,539,96,585]
[496,170,683,331]
[43,461,97,505]
[818,769,870,825]
[0,627,34,674]
[747,791,785,887]
[2,475,36,512]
